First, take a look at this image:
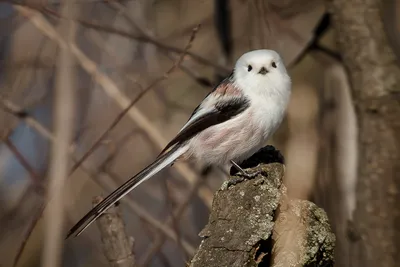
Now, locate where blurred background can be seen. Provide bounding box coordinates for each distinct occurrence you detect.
[0,0,397,266]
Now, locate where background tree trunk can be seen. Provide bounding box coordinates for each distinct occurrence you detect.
[329,0,400,266]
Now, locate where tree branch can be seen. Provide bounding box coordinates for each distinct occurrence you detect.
[94,196,136,267]
[41,1,76,267]
[15,5,214,209]
[189,146,335,267]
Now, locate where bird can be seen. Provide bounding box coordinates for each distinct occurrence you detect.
[66,49,291,238]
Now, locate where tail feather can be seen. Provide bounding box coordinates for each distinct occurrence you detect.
[66,145,188,238]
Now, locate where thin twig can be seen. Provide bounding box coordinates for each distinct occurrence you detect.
[12,202,45,267]
[40,5,230,73]
[41,1,76,267]
[108,1,215,88]
[15,5,214,208]
[140,177,204,266]
[69,144,197,256]
[2,137,41,187]
[69,24,200,175]
[0,98,79,267]
[165,52,215,87]
[103,1,216,216]
[94,170,197,255]
[105,0,148,37]
[161,181,188,261]
[9,7,210,263]
[2,96,195,266]
[0,93,77,153]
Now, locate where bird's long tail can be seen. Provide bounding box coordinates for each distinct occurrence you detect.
[66,145,188,238]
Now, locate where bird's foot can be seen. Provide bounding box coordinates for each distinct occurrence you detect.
[226,170,261,187]
[227,176,244,187]
[227,160,261,187]
[238,169,261,179]
[230,160,261,178]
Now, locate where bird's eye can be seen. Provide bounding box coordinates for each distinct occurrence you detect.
[247,65,253,72]
[271,61,277,68]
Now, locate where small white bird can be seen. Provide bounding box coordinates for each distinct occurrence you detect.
[67,49,291,238]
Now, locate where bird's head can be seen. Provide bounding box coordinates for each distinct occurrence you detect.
[233,49,291,97]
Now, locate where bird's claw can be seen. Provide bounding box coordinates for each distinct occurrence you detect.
[238,169,261,179]
[227,169,261,187]
[226,176,245,187]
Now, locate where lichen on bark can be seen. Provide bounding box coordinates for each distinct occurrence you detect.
[189,146,335,267]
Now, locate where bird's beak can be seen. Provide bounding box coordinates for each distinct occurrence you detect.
[258,67,268,75]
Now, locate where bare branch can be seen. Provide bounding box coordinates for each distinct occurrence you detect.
[98,171,197,256]
[68,24,200,175]
[107,1,215,88]
[139,177,204,266]
[2,136,41,187]
[94,196,136,267]
[40,4,230,74]
[1,94,196,265]
[15,5,214,208]
[41,1,77,267]
[189,146,335,267]
[0,94,77,153]
[12,202,45,267]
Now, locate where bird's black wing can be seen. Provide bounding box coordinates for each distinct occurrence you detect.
[159,93,250,155]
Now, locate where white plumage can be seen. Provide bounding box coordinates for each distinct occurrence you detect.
[67,49,291,238]
[187,50,291,165]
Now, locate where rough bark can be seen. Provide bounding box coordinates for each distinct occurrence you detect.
[189,146,335,267]
[329,0,400,266]
[93,196,136,267]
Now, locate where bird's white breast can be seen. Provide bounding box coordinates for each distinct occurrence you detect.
[186,67,291,167]
[186,95,287,166]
